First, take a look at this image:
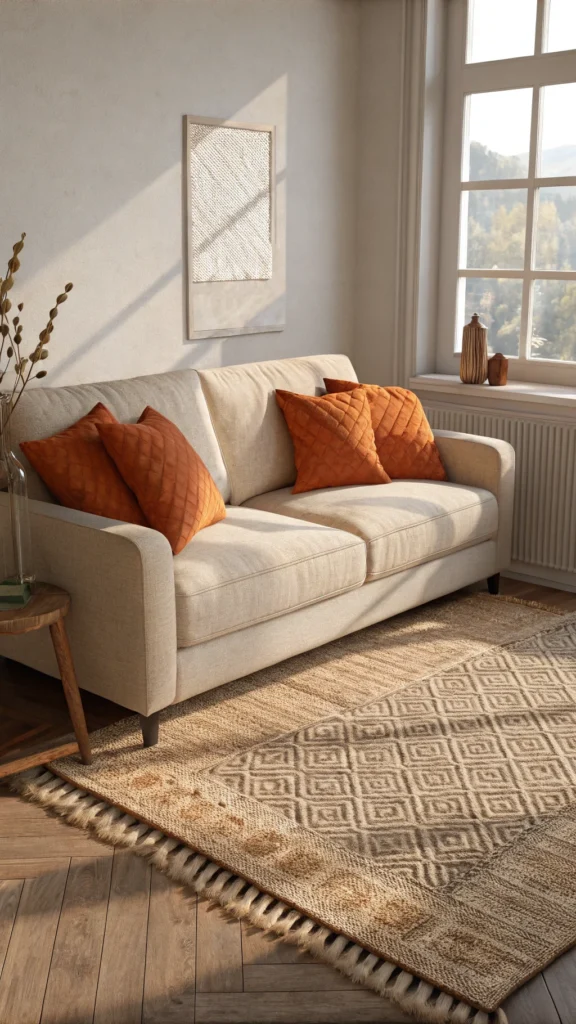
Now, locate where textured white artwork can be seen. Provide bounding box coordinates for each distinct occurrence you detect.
[189,123,272,283]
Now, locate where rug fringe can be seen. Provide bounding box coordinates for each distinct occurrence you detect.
[11,767,508,1024]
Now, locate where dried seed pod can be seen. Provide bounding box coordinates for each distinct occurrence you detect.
[36,370,47,379]
[0,298,12,314]
[0,276,14,295]
[12,316,19,327]
[40,349,49,360]
[64,283,73,292]
[38,329,47,341]
[56,293,68,304]
[0,325,8,337]
[49,308,58,318]
[6,347,13,358]
[7,257,20,273]
[17,303,23,311]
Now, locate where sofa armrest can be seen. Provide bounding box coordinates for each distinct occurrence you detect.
[0,493,177,716]
[433,430,515,571]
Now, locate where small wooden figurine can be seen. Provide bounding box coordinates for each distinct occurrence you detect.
[487,352,509,386]
[460,313,488,385]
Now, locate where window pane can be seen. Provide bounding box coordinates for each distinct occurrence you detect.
[531,280,576,361]
[457,277,522,357]
[545,0,576,53]
[461,190,527,269]
[535,187,576,270]
[540,84,576,177]
[467,0,537,63]
[464,91,531,181]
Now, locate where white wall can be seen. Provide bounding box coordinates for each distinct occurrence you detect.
[0,0,358,386]
[355,0,448,387]
[355,0,406,386]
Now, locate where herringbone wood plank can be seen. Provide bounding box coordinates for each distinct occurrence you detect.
[143,869,197,1024]
[0,580,574,1023]
[0,868,69,1024]
[196,900,243,993]
[41,856,112,1024]
[93,850,150,1024]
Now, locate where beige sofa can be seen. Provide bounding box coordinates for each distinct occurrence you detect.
[0,354,515,744]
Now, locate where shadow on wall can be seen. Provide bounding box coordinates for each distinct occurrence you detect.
[1,0,359,385]
[2,2,287,284]
[1,3,291,382]
[52,166,286,383]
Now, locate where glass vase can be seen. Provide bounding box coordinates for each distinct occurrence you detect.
[0,392,34,607]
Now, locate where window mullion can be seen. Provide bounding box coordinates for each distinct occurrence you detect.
[519,86,541,360]
[535,0,549,55]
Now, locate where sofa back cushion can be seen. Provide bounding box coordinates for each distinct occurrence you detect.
[198,354,357,505]
[97,407,227,552]
[10,369,230,504]
[20,403,148,524]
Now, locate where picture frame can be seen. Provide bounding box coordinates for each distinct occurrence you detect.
[184,115,286,340]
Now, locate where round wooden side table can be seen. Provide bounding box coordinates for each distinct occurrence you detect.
[0,583,92,768]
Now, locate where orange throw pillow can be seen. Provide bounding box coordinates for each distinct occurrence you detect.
[21,403,147,525]
[276,388,390,494]
[97,407,226,554]
[324,379,447,481]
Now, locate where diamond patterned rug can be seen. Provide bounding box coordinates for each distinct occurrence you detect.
[211,627,576,890]
[13,595,576,1024]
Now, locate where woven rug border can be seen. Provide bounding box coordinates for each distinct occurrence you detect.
[13,766,506,1024]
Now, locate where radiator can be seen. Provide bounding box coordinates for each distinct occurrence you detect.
[424,404,576,576]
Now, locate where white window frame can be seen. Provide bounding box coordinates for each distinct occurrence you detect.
[437,0,576,386]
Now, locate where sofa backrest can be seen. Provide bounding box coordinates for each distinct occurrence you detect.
[9,369,231,504]
[198,353,357,505]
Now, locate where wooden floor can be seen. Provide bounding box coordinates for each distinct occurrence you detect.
[0,578,575,1024]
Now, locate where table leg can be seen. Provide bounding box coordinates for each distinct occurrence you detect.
[49,618,92,765]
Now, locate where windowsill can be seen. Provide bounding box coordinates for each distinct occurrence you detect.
[409,374,576,409]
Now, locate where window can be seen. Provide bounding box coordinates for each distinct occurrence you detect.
[438,0,576,385]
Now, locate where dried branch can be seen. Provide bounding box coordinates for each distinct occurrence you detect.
[0,234,73,429]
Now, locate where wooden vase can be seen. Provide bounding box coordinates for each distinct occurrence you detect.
[487,352,509,386]
[460,313,488,385]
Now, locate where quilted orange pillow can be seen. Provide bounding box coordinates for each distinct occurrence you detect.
[20,403,147,525]
[276,388,390,494]
[324,379,447,481]
[97,407,226,554]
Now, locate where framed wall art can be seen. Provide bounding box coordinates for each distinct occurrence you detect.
[185,115,286,340]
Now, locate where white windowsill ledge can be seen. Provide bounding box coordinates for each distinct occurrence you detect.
[409,374,576,410]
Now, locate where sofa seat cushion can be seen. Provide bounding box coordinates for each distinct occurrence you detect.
[173,506,367,647]
[243,481,498,581]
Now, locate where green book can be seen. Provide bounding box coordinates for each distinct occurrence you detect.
[0,581,32,608]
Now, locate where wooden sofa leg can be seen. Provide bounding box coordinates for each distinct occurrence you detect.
[487,573,500,595]
[139,711,160,747]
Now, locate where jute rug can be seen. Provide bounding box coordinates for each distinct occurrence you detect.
[13,594,576,1024]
